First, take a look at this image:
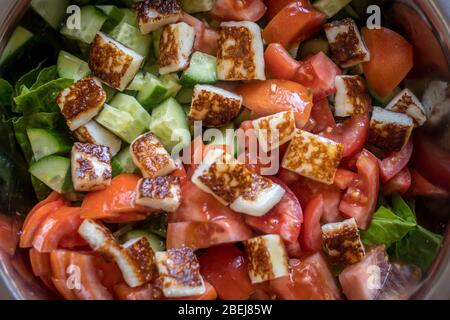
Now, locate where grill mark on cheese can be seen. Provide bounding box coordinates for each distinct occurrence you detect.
[125,238,157,283]
[244,238,275,280]
[74,142,112,163]
[139,176,180,199]
[342,76,371,115]
[323,223,365,265]
[136,0,181,24]
[256,112,295,150]
[368,120,412,152]
[388,93,426,126]
[159,25,179,69]
[160,247,203,288]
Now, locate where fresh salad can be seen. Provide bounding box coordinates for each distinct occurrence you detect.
[0,0,448,301]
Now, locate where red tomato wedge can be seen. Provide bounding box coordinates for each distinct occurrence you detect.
[339,150,380,230]
[383,167,411,196]
[25,191,60,222]
[379,138,413,183]
[0,215,20,256]
[320,114,370,158]
[263,1,326,48]
[59,233,88,249]
[210,0,267,22]
[406,168,449,198]
[171,282,218,300]
[199,244,254,300]
[362,27,414,97]
[114,283,158,300]
[235,79,313,128]
[270,254,341,300]
[50,250,78,300]
[32,206,83,253]
[264,43,300,80]
[307,99,336,134]
[300,194,323,252]
[245,178,303,244]
[81,174,151,220]
[95,258,123,290]
[102,212,148,224]
[181,13,218,55]
[334,169,358,191]
[264,0,303,20]
[276,167,301,186]
[29,249,56,291]
[20,199,65,248]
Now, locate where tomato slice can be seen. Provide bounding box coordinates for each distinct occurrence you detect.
[95,258,123,290]
[199,244,254,300]
[339,150,380,230]
[263,1,326,48]
[245,178,303,244]
[300,194,323,252]
[270,254,341,300]
[29,249,56,291]
[406,168,449,198]
[235,79,313,128]
[59,232,89,249]
[379,138,413,183]
[0,215,20,256]
[50,250,79,300]
[320,114,369,158]
[334,169,358,191]
[285,240,303,258]
[362,27,414,97]
[306,99,336,134]
[210,0,267,22]
[181,13,219,55]
[264,43,301,80]
[264,0,303,20]
[276,167,301,186]
[102,212,148,224]
[25,191,60,223]
[383,167,411,196]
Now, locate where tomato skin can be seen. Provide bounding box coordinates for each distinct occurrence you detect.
[379,139,413,183]
[264,43,300,80]
[307,99,336,134]
[264,0,306,20]
[50,250,79,300]
[181,13,218,55]
[406,168,449,198]
[210,0,267,22]
[300,194,323,252]
[383,167,411,196]
[339,150,380,230]
[0,215,20,256]
[114,283,158,300]
[199,244,254,300]
[334,169,358,191]
[320,114,369,158]
[362,27,414,97]
[29,249,56,291]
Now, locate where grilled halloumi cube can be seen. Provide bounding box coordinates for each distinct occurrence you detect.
[56,77,106,131]
[192,149,285,216]
[368,107,414,152]
[188,84,242,127]
[217,21,265,81]
[385,89,427,127]
[282,130,344,185]
[78,219,157,288]
[244,235,289,284]
[155,247,206,298]
[324,18,370,68]
[74,120,122,156]
[89,32,144,91]
[71,142,112,192]
[334,75,371,117]
[159,22,196,75]
[130,132,177,178]
[136,0,182,35]
[322,218,365,265]
[252,111,296,152]
[136,176,181,212]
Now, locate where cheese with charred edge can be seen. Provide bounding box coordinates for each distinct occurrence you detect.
[252,111,296,152]
[191,149,285,216]
[385,89,427,127]
[155,247,206,298]
[130,132,177,178]
[368,107,414,152]
[217,21,265,81]
[324,18,370,68]
[322,218,365,265]
[89,32,144,91]
[57,77,106,131]
[71,142,112,192]
[244,235,289,284]
[74,120,122,156]
[136,0,182,35]
[136,176,181,212]
[334,75,372,117]
[188,84,243,127]
[78,219,157,288]
[159,22,196,75]
[282,130,344,185]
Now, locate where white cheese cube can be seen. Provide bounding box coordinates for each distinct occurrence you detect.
[368,107,414,152]
[155,247,206,298]
[252,111,296,152]
[89,32,144,91]
[74,120,122,156]
[159,22,196,75]
[130,132,177,178]
[56,77,106,131]
[71,142,112,192]
[136,0,182,35]
[282,130,344,185]
[244,235,289,284]
[217,21,265,81]
[189,84,242,127]
[136,176,181,212]
[324,18,370,68]
[334,75,371,117]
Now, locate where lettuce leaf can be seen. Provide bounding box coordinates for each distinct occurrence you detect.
[14,60,46,95]
[30,65,59,90]
[392,193,416,224]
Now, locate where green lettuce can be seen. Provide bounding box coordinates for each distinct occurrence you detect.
[30,66,59,90]
[14,60,46,95]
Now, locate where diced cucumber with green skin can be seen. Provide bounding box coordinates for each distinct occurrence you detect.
[181,0,215,13]
[111,146,137,176]
[313,0,352,18]
[103,84,118,103]
[297,37,330,60]
[143,214,167,238]
[29,155,72,193]
[136,73,168,108]
[61,6,107,44]
[27,128,72,161]
[31,0,70,29]
[57,50,91,81]
[120,230,166,252]
[150,98,191,152]
[180,52,217,87]
[99,6,126,33]
[109,22,152,57]
[160,74,182,99]
[127,72,145,91]
[109,93,152,128]
[176,87,194,105]
[208,123,239,157]
[0,26,35,66]
[96,104,145,143]
[121,9,138,28]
